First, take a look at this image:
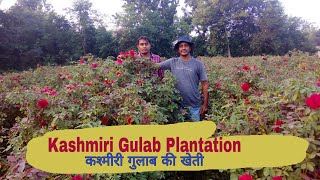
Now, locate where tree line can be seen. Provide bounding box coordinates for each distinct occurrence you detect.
[0,0,319,72]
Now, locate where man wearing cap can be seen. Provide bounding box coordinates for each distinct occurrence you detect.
[155,36,209,121]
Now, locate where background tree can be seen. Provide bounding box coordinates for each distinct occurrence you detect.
[316,29,320,46]
[186,0,266,57]
[94,26,119,58]
[0,0,119,72]
[114,0,178,57]
[68,0,97,55]
[186,0,317,57]
[0,0,318,72]
[0,0,80,71]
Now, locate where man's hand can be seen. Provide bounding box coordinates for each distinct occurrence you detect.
[200,104,208,114]
[141,61,161,70]
[201,80,209,115]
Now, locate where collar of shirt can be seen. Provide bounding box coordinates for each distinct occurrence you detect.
[138,52,152,59]
[138,52,160,63]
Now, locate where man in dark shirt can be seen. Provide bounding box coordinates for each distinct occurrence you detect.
[155,36,209,121]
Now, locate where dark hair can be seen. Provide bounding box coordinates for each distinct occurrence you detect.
[137,36,151,45]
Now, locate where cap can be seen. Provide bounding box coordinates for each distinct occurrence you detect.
[174,36,194,50]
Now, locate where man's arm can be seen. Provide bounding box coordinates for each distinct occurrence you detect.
[141,61,161,70]
[200,80,209,114]
[154,63,161,69]
[143,58,171,71]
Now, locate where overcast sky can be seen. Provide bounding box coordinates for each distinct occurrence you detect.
[1,0,319,29]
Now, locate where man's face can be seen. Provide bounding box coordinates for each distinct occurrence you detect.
[178,42,191,56]
[137,39,151,55]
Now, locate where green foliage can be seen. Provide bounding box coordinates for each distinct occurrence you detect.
[113,0,178,58]
[1,53,320,179]
[185,0,317,57]
[199,53,320,179]
[68,0,97,55]
[316,29,320,46]
[0,0,119,72]
[1,0,318,71]
[0,0,81,71]
[0,53,185,179]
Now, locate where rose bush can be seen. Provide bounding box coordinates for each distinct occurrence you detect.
[0,53,184,179]
[200,51,320,180]
[0,51,319,179]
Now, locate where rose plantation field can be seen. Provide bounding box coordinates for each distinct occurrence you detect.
[0,51,319,180]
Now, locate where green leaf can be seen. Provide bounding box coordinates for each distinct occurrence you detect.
[312,140,320,146]
[304,108,311,115]
[306,162,314,172]
[230,173,238,180]
[26,93,36,101]
[270,168,276,177]
[263,167,270,176]
[308,151,317,159]
[292,92,299,101]
[275,169,282,176]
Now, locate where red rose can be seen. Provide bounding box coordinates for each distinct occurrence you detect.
[215,83,221,89]
[41,87,53,93]
[305,93,320,110]
[72,175,83,180]
[241,83,250,92]
[273,127,281,132]
[242,66,250,71]
[79,59,85,64]
[116,71,122,76]
[252,65,257,70]
[85,82,92,87]
[117,58,123,64]
[91,63,98,68]
[127,116,132,125]
[105,80,112,86]
[239,174,252,180]
[272,176,282,180]
[138,79,143,85]
[66,85,75,90]
[85,174,93,180]
[129,50,135,57]
[262,57,267,60]
[273,120,283,132]
[245,98,250,104]
[316,81,320,87]
[38,99,48,109]
[49,91,57,96]
[275,120,283,126]
[101,117,109,125]
[40,120,47,127]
